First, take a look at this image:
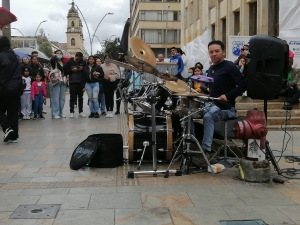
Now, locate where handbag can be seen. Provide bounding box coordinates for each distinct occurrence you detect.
[49,62,63,86]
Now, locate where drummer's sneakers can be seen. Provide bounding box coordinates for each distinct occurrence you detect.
[115,111,120,115]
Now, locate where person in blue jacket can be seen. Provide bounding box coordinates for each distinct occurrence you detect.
[169,46,184,80]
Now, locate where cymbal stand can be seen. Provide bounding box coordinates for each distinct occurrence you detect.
[127,83,180,179]
[164,100,215,177]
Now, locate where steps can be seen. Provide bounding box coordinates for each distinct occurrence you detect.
[235,96,300,130]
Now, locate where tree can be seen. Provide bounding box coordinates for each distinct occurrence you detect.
[39,41,52,57]
[95,37,126,60]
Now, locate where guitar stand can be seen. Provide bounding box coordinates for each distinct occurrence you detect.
[127,83,180,179]
[164,101,215,178]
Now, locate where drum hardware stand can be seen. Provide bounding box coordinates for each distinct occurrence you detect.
[127,83,180,179]
[164,101,215,177]
[137,141,149,170]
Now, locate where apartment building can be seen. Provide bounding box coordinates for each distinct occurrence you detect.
[181,0,279,51]
[130,0,182,58]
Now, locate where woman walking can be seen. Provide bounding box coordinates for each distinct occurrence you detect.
[101,55,120,118]
[50,49,66,119]
[84,56,104,118]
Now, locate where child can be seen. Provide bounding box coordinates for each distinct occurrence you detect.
[31,74,47,120]
[21,66,32,120]
[193,66,205,93]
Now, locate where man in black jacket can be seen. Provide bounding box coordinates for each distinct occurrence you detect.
[0,37,23,143]
[65,52,86,118]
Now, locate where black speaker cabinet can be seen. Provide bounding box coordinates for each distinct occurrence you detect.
[247,35,289,100]
[88,133,123,168]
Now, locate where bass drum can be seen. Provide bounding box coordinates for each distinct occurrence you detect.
[128,114,173,162]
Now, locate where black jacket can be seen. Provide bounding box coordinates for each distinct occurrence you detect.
[0,50,23,97]
[83,65,104,83]
[65,57,86,87]
[29,63,45,81]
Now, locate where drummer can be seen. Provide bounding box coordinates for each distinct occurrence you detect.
[197,40,246,164]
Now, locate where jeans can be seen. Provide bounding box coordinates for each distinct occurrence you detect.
[50,81,66,117]
[69,83,83,113]
[98,83,106,113]
[33,92,43,116]
[0,96,19,139]
[202,104,235,152]
[85,82,99,113]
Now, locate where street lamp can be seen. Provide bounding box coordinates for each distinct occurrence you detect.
[165,6,170,59]
[91,12,114,52]
[109,35,116,41]
[34,20,47,37]
[12,28,24,47]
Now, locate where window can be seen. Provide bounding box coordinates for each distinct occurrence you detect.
[174,11,178,21]
[71,21,74,27]
[211,24,215,41]
[268,0,279,36]
[222,19,226,47]
[141,11,162,20]
[234,11,240,35]
[249,2,257,35]
[141,29,162,43]
[71,38,75,46]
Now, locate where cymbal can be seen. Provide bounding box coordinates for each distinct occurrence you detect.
[157,73,178,82]
[125,56,158,74]
[173,92,207,97]
[130,37,156,67]
[110,60,139,72]
[164,80,190,93]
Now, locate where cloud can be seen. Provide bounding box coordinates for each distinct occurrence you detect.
[3,0,130,54]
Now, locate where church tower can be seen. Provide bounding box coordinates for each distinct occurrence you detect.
[66,1,85,56]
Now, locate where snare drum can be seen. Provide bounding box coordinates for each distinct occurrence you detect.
[156,62,178,75]
[170,96,205,115]
[137,85,172,115]
[128,114,173,162]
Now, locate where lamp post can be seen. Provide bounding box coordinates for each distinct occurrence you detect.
[12,28,24,47]
[91,12,114,53]
[34,20,47,37]
[165,6,170,59]
[109,35,116,41]
[2,0,11,40]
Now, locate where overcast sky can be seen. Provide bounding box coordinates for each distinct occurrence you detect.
[1,0,130,54]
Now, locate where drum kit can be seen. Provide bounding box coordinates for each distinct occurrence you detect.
[111,37,216,178]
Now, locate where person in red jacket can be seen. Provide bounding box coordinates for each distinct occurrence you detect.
[31,74,47,120]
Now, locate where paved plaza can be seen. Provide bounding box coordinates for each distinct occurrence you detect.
[0,94,299,225]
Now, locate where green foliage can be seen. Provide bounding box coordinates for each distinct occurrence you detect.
[95,37,127,60]
[38,41,53,57]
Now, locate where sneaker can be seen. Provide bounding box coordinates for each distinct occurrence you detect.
[39,114,45,119]
[89,113,95,118]
[79,112,86,118]
[3,128,14,142]
[33,115,37,120]
[106,112,110,118]
[60,114,67,118]
[115,111,120,115]
[196,151,211,167]
[109,111,114,118]
[69,113,74,118]
[101,112,106,115]
[53,116,61,119]
[7,139,18,143]
[94,112,100,118]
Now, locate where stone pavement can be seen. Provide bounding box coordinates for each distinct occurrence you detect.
[0,94,299,225]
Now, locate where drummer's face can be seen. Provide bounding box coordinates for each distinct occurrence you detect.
[208,44,225,65]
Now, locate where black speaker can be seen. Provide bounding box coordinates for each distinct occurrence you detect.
[247,35,289,100]
[88,133,123,168]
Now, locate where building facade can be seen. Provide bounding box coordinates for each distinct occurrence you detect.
[129,0,182,58]
[181,0,279,53]
[66,1,86,57]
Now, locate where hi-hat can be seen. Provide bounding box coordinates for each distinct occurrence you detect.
[130,36,156,67]
[125,56,158,74]
[165,80,189,93]
[110,60,139,72]
[173,92,207,97]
